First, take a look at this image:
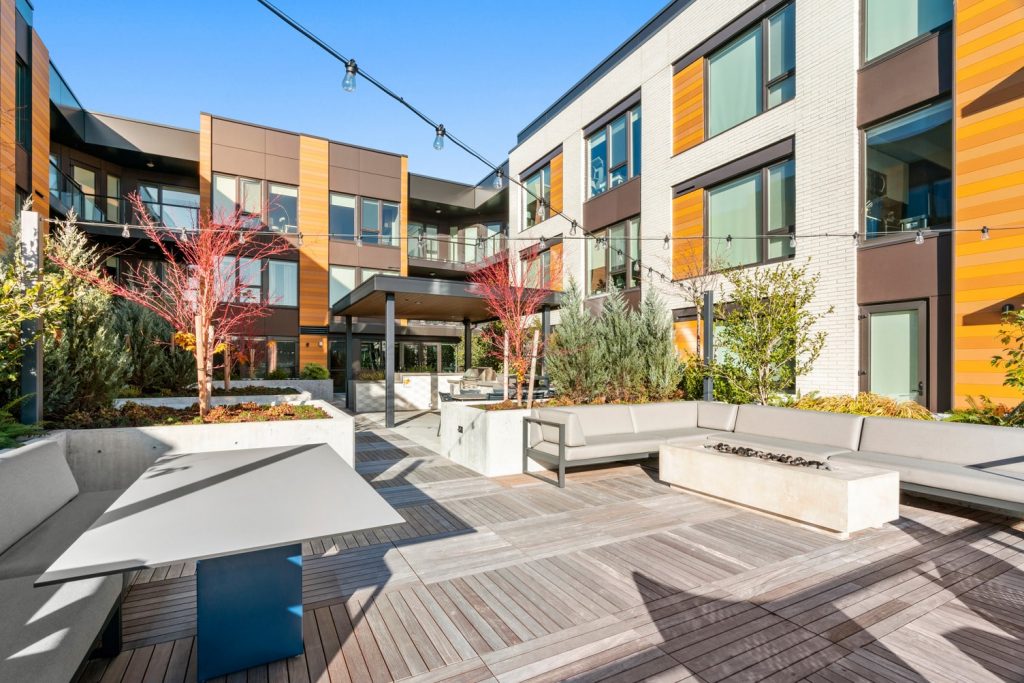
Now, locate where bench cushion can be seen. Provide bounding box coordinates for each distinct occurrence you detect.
[734,405,864,451]
[531,408,587,447]
[0,490,122,581]
[830,451,1024,504]
[533,433,664,462]
[697,402,739,431]
[859,417,1024,466]
[565,405,636,439]
[707,433,853,460]
[0,439,79,556]
[629,402,698,434]
[0,574,122,683]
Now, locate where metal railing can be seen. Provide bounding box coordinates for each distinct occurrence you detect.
[407,232,507,266]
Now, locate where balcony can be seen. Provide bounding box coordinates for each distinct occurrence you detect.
[407,232,508,278]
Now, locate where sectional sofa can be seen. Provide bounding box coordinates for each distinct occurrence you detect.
[0,438,127,682]
[524,401,1024,513]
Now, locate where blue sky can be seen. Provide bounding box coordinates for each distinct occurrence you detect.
[37,0,666,184]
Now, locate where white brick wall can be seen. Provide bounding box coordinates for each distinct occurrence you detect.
[508,0,861,397]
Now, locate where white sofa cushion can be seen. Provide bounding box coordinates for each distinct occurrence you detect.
[734,405,864,451]
[0,574,122,683]
[697,402,739,431]
[531,408,587,447]
[532,433,665,462]
[629,402,698,433]
[0,439,79,555]
[706,434,852,460]
[859,417,1024,466]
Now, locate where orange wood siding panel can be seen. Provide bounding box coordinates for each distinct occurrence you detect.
[400,156,409,275]
[672,190,704,280]
[549,242,563,291]
[29,30,47,221]
[953,0,1024,408]
[199,114,212,213]
[673,320,698,358]
[0,0,15,230]
[672,59,705,155]
[298,135,330,367]
[549,153,563,214]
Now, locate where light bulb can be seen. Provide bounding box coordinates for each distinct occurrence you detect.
[343,59,357,93]
[981,226,990,241]
[570,221,578,236]
[121,224,130,238]
[492,170,502,190]
[433,125,445,151]
[663,235,670,249]
[914,230,924,245]
[788,233,796,249]
[239,231,247,244]
[180,226,188,243]
[725,235,733,249]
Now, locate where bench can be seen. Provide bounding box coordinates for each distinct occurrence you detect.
[0,438,126,683]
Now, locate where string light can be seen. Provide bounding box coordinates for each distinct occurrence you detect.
[121,224,130,238]
[297,232,304,247]
[343,59,358,92]
[239,230,246,244]
[788,233,796,249]
[663,235,670,249]
[492,168,503,190]
[981,226,990,241]
[725,235,733,249]
[180,226,189,243]
[433,125,445,151]
[915,230,924,245]
[569,220,578,236]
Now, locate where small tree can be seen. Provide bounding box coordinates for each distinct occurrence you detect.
[675,239,725,360]
[637,288,683,401]
[714,260,832,404]
[597,288,644,402]
[546,277,606,403]
[991,310,1024,393]
[51,194,292,417]
[470,258,548,405]
[116,301,195,395]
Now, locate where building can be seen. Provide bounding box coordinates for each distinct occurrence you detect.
[2,0,1023,410]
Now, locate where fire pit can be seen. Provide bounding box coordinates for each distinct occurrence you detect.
[706,442,830,470]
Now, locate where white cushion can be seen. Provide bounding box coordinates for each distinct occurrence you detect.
[734,405,864,451]
[0,440,79,555]
[629,402,698,433]
[697,402,739,431]
[859,417,1024,466]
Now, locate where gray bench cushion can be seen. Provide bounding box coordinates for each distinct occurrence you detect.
[629,402,698,433]
[831,451,1024,504]
[697,402,739,431]
[531,408,587,447]
[563,405,636,439]
[0,490,122,581]
[708,433,853,459]
[0,574,122,683]
[734,405,864,451]
[0,439,79,555]
[859,417,1024,466]
[532,433,665,462]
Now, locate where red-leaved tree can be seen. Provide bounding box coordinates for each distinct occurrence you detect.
[470,258,548,405]
[51,193,293,417]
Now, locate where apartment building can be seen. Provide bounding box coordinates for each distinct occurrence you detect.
[509,0,1024,412]
[2,0,1022,411]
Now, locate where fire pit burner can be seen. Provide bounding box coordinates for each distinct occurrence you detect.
[706,442,830,470]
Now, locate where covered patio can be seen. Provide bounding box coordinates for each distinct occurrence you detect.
[332,275,561,427]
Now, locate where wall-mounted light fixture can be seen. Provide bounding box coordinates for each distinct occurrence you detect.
[1002,304,1015,315]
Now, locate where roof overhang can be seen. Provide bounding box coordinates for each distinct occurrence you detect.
[331,275,560,324]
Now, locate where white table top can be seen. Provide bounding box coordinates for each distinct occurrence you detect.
[37,444,403,587]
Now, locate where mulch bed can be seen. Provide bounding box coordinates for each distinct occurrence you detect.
[53,402,328,429]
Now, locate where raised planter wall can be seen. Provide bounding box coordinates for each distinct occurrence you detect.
[60,400,354,492]
[113,391,313,409]
[230,379,335,401]
[351,374,461,413]
[439,401,544,477]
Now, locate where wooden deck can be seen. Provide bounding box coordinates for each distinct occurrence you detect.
[82,422,1024,683]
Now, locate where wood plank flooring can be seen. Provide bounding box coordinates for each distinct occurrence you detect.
[83,419,1024,682]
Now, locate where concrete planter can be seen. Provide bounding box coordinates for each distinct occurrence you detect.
[659,443,899,537]
[229,379,335,401]
[57,400,354,492]
[351,374,462,412]
[113,390,313,409]
[439,401,544,477]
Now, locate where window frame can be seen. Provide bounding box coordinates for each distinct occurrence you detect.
[523,164,551,229]
[861,0,953,66]
[586,216,641,297]
[212,174,298,233]
[705,2,795,139]
[705,158,796,271]
[14,58,30,149]
[522,249,552,289]
[586,104,642,199]
[266,259,298,308]
[329,192,400,247]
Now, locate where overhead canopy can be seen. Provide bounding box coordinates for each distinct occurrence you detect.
[332,275,560,323]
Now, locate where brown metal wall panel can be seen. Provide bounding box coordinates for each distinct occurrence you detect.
[582,177,641,230]
[265,129,299,158]
[211,118,265,152]
[359,174,402,202]
[359,148,402,177]
[329,143,360,170]
[329,166,360,195]
[858,29,952,127]
[265,154,300,185]
[211,144,265,178]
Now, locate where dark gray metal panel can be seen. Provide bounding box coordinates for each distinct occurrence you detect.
[345,315,354,409]
[86,113,199,162]
[673,0,792,73]
[583,177,641,230]
[519,145,564,181]
[857,29,952,128]
[582,90,642,137]
[672,137,794,196]
[463,319,472,370]
[385,292,396,429]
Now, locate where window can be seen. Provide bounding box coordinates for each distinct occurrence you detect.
[269,338,298,378]
[865,0,952,62]
[587,217,641,296]
[524,165,551,228]
[332,195,399,245]
[329,193,356,240]
[707,158,795,269]
[329,265,357,306]
[408,222,439,259]
[15,59,29,148]
[707,4,794,137]
[360,198,381,243]
[106,175,121,223]
[523,250,551,289]
[865,100,951,239]
[588,105,642,198]
[73,165,100,221]
[141,183,200,228]
[267,260,297,307]
[220,256,261,303]
[267,183,298,233]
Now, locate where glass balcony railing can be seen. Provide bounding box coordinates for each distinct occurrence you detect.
[50,166,198,229]
[49,63,86,136]
[407,232,507,266]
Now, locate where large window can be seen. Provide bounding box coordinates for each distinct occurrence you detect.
[15,59,29,148]
[329,193,356,240]
[329,265,357,307]
[212,174,296,232]
[267,260,297,307]
[707,158,795,269]
[220,256,261,303]
[865,0,952,62]
[267,183,298,233]
[523,250,552,289]
[330,193,399,246]
[408,222,440,259]
[524,165,550,228]
[140,185,200,229]
[865,100,951,239]
[707,4,794,137]
[588,105,642,198]
[588,217,641,296]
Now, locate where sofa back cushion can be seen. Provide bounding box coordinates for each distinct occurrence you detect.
[697,402,739,431]
[859,417,1024,465]
[734,405,864,451]
[556,405,635,440]
[531,408,587,447]
[629,402,698,434]
[0,439,79,555]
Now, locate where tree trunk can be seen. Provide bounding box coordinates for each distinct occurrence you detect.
[195,314,210,418]
[223,342,232,391]
[502,332,509,403]
[526,329,540,410]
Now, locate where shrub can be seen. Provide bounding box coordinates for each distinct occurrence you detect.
[546,278,606,404]
[637,289,683,401]
[299,363,330,380]
[265,368,291,380]
[946,396,1024,427]
[597,288,644,402]
[788,392,934,420]
[116,301,196,396]
[679,356,746,404]
[357,369,385,381]
[0,398,40,449]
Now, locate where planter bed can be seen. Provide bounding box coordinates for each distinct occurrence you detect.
[113,390,312,409]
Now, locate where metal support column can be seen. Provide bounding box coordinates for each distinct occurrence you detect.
[540,306,551,379]
[19,211,42,424]
[702,290,714,402]
[463,318,472,370]
[385,293,395,428]
[344,315,353,410]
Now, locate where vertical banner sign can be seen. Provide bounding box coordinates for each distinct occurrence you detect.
[19,210,43,424]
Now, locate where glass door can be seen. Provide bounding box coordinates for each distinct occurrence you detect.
[862,302,926,404]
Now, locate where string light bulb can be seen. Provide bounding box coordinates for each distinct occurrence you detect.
[915,230,924,245]
[239,230,247,245]
[297,232,304,247]
[725,235,733,249]
[788,233,796,249]
[570,220,578,236]
[492,168,503,190]
[121,224,130,238]
[180,226,189,243]
[343,59,358,92]
[663,235,670,250]
[981,226,990,241]
[433,124,445,151]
